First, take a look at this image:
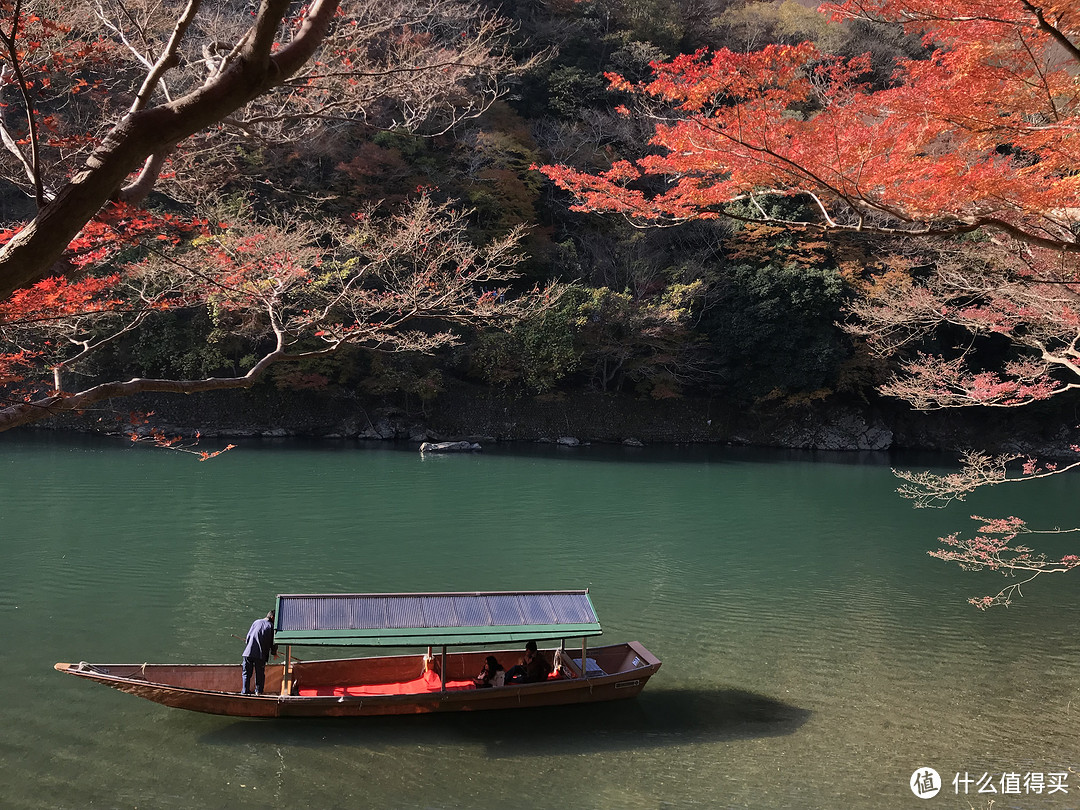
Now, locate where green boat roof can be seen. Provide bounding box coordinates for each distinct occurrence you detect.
[273,590,603,647]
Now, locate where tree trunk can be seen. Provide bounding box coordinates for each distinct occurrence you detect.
[0,0,340,300]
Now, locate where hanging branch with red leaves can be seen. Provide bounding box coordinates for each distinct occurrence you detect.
[0,194,539,433]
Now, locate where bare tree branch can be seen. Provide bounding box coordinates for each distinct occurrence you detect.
[0,0,341,300]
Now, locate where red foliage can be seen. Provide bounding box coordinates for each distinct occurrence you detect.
[540,1,1080,251]
[0,274,123,324]
[930,515,1080,609]
[0,348,36,384]
[64,205,209,269]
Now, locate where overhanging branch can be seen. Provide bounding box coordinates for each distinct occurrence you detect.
[0,342,343,433]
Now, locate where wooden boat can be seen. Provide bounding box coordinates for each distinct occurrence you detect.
[54,590,662,718]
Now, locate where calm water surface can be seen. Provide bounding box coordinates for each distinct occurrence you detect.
[2,435,1080,809]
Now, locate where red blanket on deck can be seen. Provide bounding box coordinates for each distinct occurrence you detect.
[297,669,476,697]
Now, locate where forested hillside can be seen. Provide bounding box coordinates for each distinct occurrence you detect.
[0,0,1075,449]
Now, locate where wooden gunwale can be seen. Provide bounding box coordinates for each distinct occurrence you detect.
[54,641,662,718]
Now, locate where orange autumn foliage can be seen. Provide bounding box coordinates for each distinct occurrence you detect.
[540,0,1080,253]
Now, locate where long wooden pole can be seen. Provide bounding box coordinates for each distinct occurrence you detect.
[281,645,292,696]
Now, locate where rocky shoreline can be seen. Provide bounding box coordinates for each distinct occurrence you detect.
[37,380,1080,460]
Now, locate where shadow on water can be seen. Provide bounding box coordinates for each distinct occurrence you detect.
[196,686,810,757]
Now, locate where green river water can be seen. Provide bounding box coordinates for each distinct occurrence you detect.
[2,435,1080,809]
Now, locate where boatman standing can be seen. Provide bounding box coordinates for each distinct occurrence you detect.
[241,610,278,695]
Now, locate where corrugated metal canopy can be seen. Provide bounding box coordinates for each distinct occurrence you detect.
[273,590,602,647]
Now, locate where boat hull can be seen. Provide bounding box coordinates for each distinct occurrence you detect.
[54,642,661,718]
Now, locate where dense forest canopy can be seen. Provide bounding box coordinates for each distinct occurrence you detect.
[0,0,903,432]
[0,0,1071,427]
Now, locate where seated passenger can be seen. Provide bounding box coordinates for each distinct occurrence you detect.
[504,640,552,684]
[474,655,505,688]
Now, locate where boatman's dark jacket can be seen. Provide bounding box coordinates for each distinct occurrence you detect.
[242,618,277,662]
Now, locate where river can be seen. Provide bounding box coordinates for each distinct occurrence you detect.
[2,435,1079,809]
